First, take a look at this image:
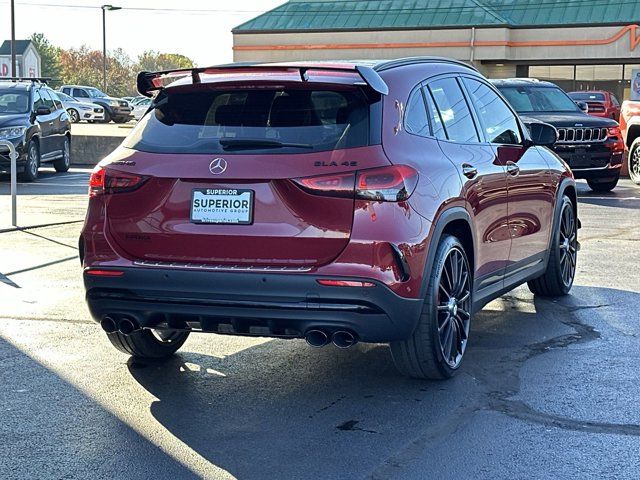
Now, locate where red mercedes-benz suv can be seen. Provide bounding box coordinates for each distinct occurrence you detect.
[81,58,578,379]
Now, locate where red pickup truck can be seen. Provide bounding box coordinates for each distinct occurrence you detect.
[568,91,621,121]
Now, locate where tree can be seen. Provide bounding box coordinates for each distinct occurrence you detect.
[58,46,136,97]
[136,51,194,72]
[30,33,61,84]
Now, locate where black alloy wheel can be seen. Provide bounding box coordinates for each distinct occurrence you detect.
[436,247,472,369]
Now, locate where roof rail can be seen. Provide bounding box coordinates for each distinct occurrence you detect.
[0,76,53,84]
[374,57,478,73]
[136,63,389,97]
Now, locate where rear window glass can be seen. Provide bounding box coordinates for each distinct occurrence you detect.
[568,92,606,102]
[123,87,372,154]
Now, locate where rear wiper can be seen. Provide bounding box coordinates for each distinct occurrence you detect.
[219,138,313,150]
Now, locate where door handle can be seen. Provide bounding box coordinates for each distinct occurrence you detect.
[462,163,478,179]
[506,161,520,176]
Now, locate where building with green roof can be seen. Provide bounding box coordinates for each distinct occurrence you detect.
[233,0,640,100]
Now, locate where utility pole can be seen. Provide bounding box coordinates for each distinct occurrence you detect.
[10,0,17,76]
[101,5,121,91]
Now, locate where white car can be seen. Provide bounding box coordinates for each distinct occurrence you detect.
[54,91,105,123]
[132,97,152,121]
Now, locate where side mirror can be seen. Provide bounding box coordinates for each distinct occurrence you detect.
[525,121,558,147]
[36,106,52,116]
[575,101,589,113]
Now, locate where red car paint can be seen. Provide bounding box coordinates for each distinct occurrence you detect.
[81,59,574,347]
[568,90,621,121]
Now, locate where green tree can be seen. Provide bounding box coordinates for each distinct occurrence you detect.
[136,51,194,72]
[29,33,61,84]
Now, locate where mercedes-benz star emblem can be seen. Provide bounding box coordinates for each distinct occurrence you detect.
[209,158,227,175]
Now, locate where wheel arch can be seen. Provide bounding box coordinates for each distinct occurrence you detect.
[626,123,640,149]
[419,207,476,301]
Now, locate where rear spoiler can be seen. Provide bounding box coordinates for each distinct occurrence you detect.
[136,64,389,98]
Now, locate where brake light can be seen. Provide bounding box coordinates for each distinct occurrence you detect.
[294,165,418,202]
[293,172,355,198]
[356,165,418,202]
[88,166,105,197]
[88,166,147,197]
[317,279,375,287]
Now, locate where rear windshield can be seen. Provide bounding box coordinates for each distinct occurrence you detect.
[497,86,580,113]
[123,87,371,154]
[568,92,606,102]
[0,90,29,114]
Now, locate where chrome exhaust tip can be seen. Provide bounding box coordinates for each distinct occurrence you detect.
[332,330,357,349]
[305,329,329,348]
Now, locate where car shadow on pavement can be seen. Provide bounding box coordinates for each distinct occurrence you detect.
[0,336,200,480]
[125,285,640,480]
[576,180,640,210]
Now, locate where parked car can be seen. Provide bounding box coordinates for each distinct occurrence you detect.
[54,91,105,123]
[131,97,151,121]
[568,90,621,121]
[620,100,640,184]
[0,78,71,181]
[58,85,132,124]
[81,58,579,379]
[493,79,625,192]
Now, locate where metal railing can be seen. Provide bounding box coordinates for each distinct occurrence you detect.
[0,140,18,227]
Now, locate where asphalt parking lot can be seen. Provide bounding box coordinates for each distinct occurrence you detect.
[1,173,639,480]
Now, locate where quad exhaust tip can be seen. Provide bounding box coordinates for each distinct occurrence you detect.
[118,317,139,336]
[305,329,330,348]
[100,316,118,334]
[332,330,357,349]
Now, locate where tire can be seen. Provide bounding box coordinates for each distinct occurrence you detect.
[68,108,80,123]
[107,329,190,359]
[528,195,577,296]
[586,175,619,192]
[53,137,70,172]
[100,110,111,123]
[19,140,39,182]
[629,138,640,185]
[390,235,472,380]
[113,116,128,124]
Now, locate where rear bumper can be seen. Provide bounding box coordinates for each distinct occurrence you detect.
[83,266,423,343]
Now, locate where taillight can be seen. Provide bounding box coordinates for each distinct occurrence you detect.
[88,166,147,197]
[294,165,418,202]
[293,172,355,198]
[89,166,106,197]
[356,165,418,202]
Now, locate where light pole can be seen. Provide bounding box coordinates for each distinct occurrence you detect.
[101,4,121,92]
[10,0,16,76]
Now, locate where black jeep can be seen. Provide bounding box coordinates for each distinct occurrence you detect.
[493,78,624,192]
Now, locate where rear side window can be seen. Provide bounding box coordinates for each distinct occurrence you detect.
[404,88,430,137]
[463,78,522,145]
[428,77,479,143]
[124,87,372,154]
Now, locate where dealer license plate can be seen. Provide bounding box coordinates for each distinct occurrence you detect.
[190,188,254,224]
